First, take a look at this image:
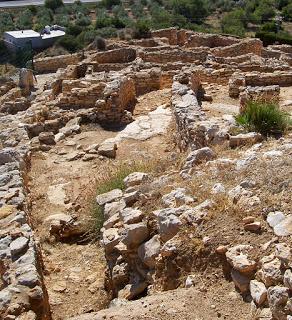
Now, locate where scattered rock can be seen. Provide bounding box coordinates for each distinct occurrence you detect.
[98,140,117,158]
[250,280,267,306]
[229,132,262,148]
[123,172,150,188]
[96,189,123,206]
[225,245,257,274]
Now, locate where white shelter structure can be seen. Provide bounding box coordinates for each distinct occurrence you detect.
[4,25,65,51]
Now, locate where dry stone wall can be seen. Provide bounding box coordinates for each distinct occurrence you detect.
[0,114,50,319]
[211,38,263,58]
[34,53,82,73]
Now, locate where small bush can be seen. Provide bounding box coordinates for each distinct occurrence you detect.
[236,101,291,136]
[133,20,151,39]
[94,36,107,50]
[255,31,292,46]
[57,34,81,52]
[45,0,64,12]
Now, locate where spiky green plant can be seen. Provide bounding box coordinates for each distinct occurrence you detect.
[236,101,291,136]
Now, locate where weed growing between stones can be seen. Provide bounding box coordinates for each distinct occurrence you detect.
[236,101,292,136]
[91,160,156,238]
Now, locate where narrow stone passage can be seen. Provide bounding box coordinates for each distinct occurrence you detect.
[27,89,173,319]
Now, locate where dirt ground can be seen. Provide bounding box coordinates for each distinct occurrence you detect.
[27,89,174,319]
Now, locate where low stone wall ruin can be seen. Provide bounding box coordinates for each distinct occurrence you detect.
[0,129,50,319]
[211,38,263,58]
[34,53,82,73]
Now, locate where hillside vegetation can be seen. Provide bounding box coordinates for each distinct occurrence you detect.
[0,0,292,59]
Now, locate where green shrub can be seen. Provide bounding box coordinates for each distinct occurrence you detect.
[133,20,151,39]
[66,23,83,36]
[36,7,53,28]
[236,101,291,136]
[0,12,14,34]
[255,31,292,46]
[17,9,33,29]
[283,3,292,21]
[45,0,64,12]
[94,36,107,50]
[101,0,121,10]
[170,0,209,24]
[57,34,81,52]
[221,8,246,37]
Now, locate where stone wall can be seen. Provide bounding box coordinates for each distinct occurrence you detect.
[229,71,292,98]
[151,28,178,45]
[192,66,234,86]
[138,48,208,64]
[131,67,161,96]
[185,33,239,48]
[151,28,240,48]
[211,38,263,58]
[171,74,205,151]
[95,76,136,126]
[87,48,136,64]
[34,53,82,73]
[239,85,280,111]
[56,80,106,109]
[268,44,292,54]
[0,120,50,319]
[0,77,16,97]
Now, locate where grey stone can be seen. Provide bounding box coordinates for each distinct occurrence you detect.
[104,199,126,220]
[273,215,292,237]
[229,132,262,148]
[231,269,250,293]
[121,222,149,247]
[123,172,150,188]
[119,208,143,224]
[38,132,55,145]
[250,280,267,306]
[0,148,20,166]
[0,236,12,250]
[138,235,161,268]
[226,245,256,274]
[162,188,195,208]
[267,286,289,320]
[98,140,117,158]
[10,236,29,256]
[283,269,292,290]
[102,228,120,253]
[258,256,283,287]
[96,189,123,206]
[157,210,182,242]
[184,147,215,169]
[267,211,286,228]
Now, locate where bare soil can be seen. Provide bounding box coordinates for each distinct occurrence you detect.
[27,89,174,319]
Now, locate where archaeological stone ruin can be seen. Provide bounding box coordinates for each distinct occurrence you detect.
[0,27,292,320]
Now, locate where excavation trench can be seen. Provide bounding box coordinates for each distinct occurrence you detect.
[27,89,173,319]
